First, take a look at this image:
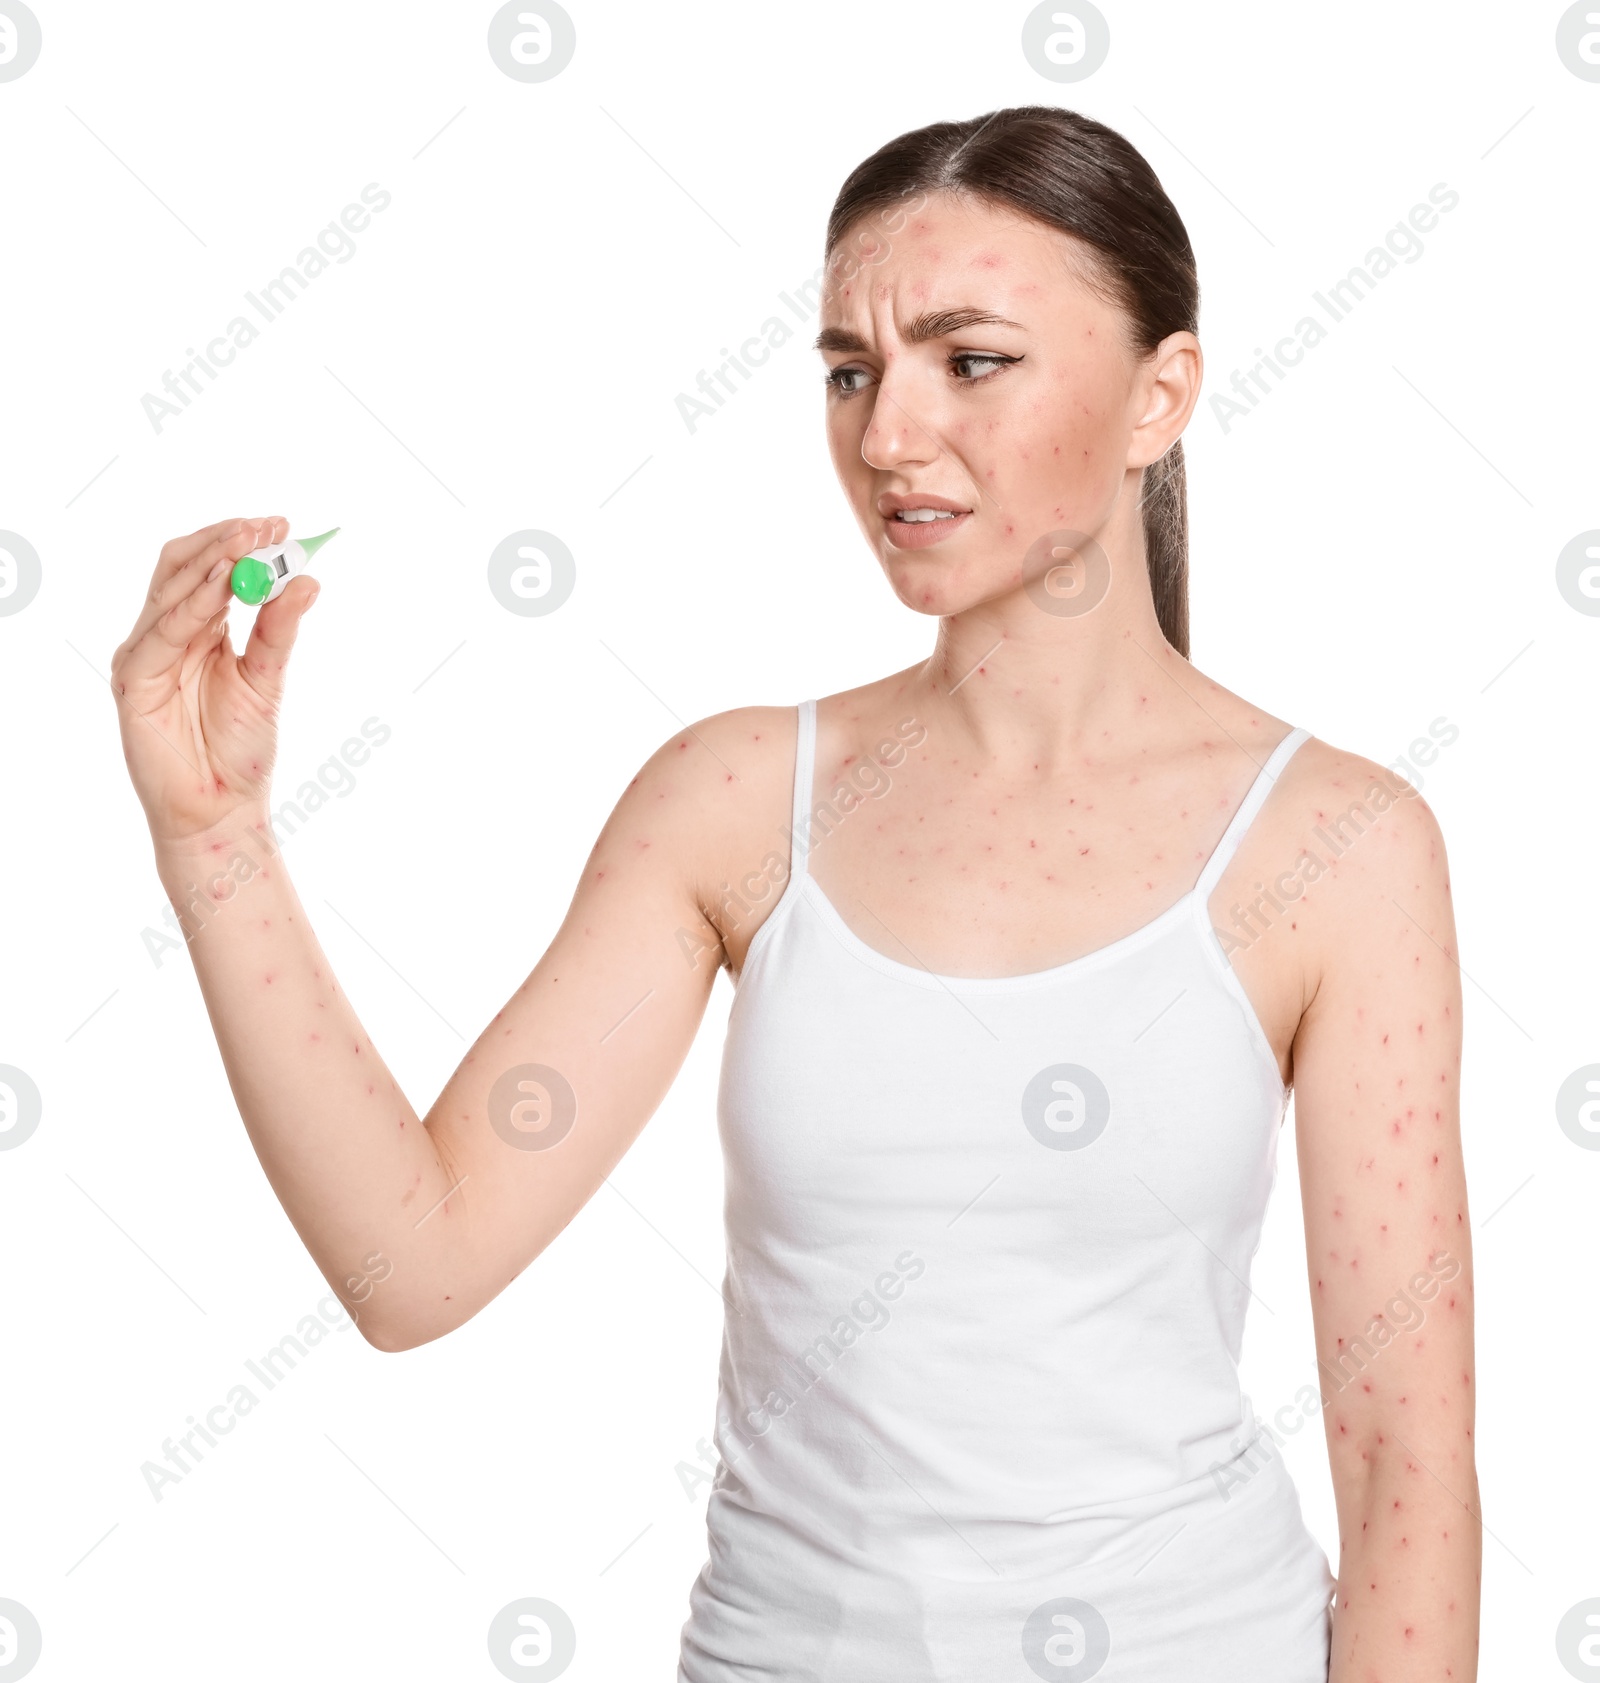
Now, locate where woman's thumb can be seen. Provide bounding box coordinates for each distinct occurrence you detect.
[240,576,319,702]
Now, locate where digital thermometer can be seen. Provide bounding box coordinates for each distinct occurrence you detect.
[229,527,340,606]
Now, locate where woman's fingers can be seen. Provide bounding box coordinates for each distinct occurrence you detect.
[154,516,254,579]
[115,522,266,694]
[133,514,290,640]
[113,511,303,720]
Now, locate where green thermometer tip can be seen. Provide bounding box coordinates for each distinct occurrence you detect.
[299,527,340,559]
[228,528,341,605]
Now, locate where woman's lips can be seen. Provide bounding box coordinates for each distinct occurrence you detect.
[882,509,973,550]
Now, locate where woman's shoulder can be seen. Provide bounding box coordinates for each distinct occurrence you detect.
[1268,725,1449,860]
[1183,667,1446,845]
[1231,711,1454,978]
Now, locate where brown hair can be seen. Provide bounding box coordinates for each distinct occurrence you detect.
[824,105,1199,657]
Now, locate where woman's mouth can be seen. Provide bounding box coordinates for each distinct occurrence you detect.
[881,502,973,550]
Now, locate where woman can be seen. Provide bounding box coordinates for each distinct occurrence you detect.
[112,106,1479,1680]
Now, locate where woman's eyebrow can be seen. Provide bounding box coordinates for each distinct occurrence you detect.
[814,308,1024,354]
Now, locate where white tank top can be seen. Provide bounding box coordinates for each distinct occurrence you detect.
[678,700,1336,1682]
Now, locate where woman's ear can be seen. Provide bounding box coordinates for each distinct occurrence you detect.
[1129,331,1202,469]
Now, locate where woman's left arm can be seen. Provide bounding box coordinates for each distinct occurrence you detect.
[1289,769,1480,1680]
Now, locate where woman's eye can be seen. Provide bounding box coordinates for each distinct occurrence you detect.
[825,352,1020,394]
[950,352,1020,381]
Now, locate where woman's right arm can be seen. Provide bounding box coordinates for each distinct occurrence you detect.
[113,516,757,1352]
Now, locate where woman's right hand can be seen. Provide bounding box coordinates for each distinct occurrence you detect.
[110,515,321,850]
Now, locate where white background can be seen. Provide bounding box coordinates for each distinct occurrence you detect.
[1,0,1594,1677]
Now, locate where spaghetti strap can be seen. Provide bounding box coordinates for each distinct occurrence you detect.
[788,700,817,882]
[1193,727,1311,901]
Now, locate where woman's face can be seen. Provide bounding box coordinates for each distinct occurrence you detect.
[817,189,1194,618]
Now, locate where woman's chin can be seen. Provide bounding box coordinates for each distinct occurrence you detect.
[881,563,1017,619]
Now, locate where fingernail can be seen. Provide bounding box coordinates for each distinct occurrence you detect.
[208,557,232,581]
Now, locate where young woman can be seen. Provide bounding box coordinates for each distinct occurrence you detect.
[112,106,1479,1681]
